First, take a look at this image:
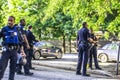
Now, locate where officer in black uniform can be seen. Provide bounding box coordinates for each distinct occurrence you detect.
[27,25,37,69]
[16,19,33,76]
[0,16,25,80]
[88,28,102,70]
[76,22,93,76]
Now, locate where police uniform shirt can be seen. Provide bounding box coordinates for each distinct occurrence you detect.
[77,27,90,42]
[90,33,97,46]
[90,33,97,41]
[0,26,16,42]
[17,25,26,35]
[0,25,20,46]
[27,30,35,43]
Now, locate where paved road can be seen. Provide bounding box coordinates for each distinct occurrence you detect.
[1,64,94,80]
[2,63,119,80]
[1,53,120,80]
[32,53,120,79]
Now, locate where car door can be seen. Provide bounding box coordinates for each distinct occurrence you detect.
[40,42,48,55]
[45,42,53,54]
[106,44,118,60]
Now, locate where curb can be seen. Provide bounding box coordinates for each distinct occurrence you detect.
[33,62,75,71]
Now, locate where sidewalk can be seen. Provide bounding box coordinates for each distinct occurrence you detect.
[32,53,120,79]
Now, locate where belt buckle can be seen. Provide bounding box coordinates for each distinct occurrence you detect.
[9,47,12,51]
[2,47,7,51]
[8,46,14,51]
[12,46,14,50]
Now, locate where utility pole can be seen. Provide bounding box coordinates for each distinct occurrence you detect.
[116,43,120,75]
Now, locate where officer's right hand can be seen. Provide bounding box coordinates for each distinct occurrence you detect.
[88,38,93,42]
[76,48,79,52]
[20,51,26,57]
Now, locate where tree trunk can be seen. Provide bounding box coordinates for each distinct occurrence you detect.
[69,36,71,54]
[63,35,66,54]
[38,28,41,40]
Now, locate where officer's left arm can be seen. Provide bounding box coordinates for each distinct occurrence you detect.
[76,30,80,49]
[0,28,5,38]
[23,34,30,49]
[93,34,98,45]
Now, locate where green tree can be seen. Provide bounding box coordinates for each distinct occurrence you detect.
[0,0,120,53]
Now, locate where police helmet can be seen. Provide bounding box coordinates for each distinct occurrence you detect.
[17,54,27,65]
[19,57,27,65]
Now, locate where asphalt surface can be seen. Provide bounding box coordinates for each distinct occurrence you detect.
[32,53,120,79]
[0,53,120,80]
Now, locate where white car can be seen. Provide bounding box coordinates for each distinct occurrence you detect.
[97,43,120,62]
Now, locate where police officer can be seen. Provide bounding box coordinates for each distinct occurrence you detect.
[88,28,102,70]
[27,25,37,69]
[16,19,33,75]
[76,22,93,76]
[0,16,25,80]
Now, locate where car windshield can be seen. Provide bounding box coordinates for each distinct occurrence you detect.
[102,43,118,50]
[102,44,110,49]
[34,41,54,48]
[35,42,46,47]
[46,42,54,48]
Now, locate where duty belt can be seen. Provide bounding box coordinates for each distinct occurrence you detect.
[2,45,18,51]
[80,41,89,44]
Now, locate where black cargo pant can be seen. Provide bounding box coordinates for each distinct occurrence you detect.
[89,45,99,68]
[28,47,34,68]
[0,50,17,80]
[76,43,89,75]
[16,48,30,74]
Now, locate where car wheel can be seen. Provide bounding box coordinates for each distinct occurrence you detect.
[33,51,41,60]
[55,51,63,59]
[98,53,108,63]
